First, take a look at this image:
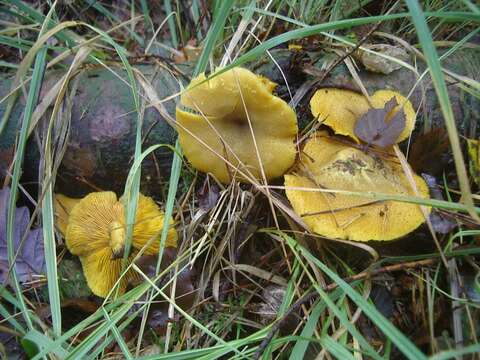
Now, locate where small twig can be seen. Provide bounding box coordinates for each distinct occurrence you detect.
[253,258,436,359]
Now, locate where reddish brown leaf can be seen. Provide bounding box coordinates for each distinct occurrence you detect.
[354,97,406,147]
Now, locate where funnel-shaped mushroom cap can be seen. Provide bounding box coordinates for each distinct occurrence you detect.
[284,133,429,241]
[177,67,298,183]
[310,88,415,143]
[64,192,177,297]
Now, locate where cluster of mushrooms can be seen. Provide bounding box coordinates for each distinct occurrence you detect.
[55,66,429,297]
[177,67,429,241]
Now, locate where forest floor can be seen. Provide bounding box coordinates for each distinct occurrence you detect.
[0,1,479,359]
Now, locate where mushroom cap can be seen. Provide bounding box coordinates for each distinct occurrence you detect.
[54,194,81,236]
[310,88,416,143]
[284,133,430,241]
[64,192,177,297]
[177,67,298,183]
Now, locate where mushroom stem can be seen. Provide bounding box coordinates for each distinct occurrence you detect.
[109,221,126,259]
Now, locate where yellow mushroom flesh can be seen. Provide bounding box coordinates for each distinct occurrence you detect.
[176,67,298,183]
[285,134,430,241]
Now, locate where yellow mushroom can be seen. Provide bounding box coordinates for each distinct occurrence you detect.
[284,133,430,241]
[55,192,177,297]
[310,88,415,143]
[176,67,298,183]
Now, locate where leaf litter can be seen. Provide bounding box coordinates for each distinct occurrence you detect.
[0,187,45,284]
[422,174,457,234]
[354,97,406,147]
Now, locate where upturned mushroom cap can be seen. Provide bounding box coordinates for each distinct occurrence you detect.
[63,192,177,297]
[310,88,415,143]
[176,67,298,183]
[284,133,429,241]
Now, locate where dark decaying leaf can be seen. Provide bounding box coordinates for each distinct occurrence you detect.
[248,285,299,335]
[354,97,406,147]
[422,174,456,234]
[0,187,45,283]
[250,285,286,323]
[197,176,220,213]
[370,285,395,319]
[130,250,196,335]
[428,212,456,234]
[409,128,450,175]
[147,267,195,335]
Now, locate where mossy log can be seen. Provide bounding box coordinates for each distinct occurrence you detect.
[1,65,180,196]
[0,48,479,196]
[254,48,480,134]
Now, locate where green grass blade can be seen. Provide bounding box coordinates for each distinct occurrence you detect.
[406,0,479,223]
[65,303,133,359]
[460,0,479,13]
[261,260,301,359]
[39,46,91,341]
[31,285,149,359]
[0,20,79,138]
[271,185,480,213]
[286,237,427,360]
[80,24,142,276]
[41,175,61,336]
[155,0,235,272]
[86,306,145,360]
[191,0,202,39]
[4,0,75,45]
[429,343,480,360]
[319,336,357,359]
[145,1,236,354]
[289,299,327,359]
[101,308,133,359]
[154,143,182,275]
[22,329,69,358]
[154,0,234,276]
[0,301,25,334]
[139,0,154,37]
[135,266,250,359]
[288,270,382,358]
[5,47,47,331]
[0,60,20,69]
[164,0,178,48]
[85,0,144,46]
[195,0,235,74]
[221,11,479,71]
[124,145,173,188]
[138,329,270,360]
